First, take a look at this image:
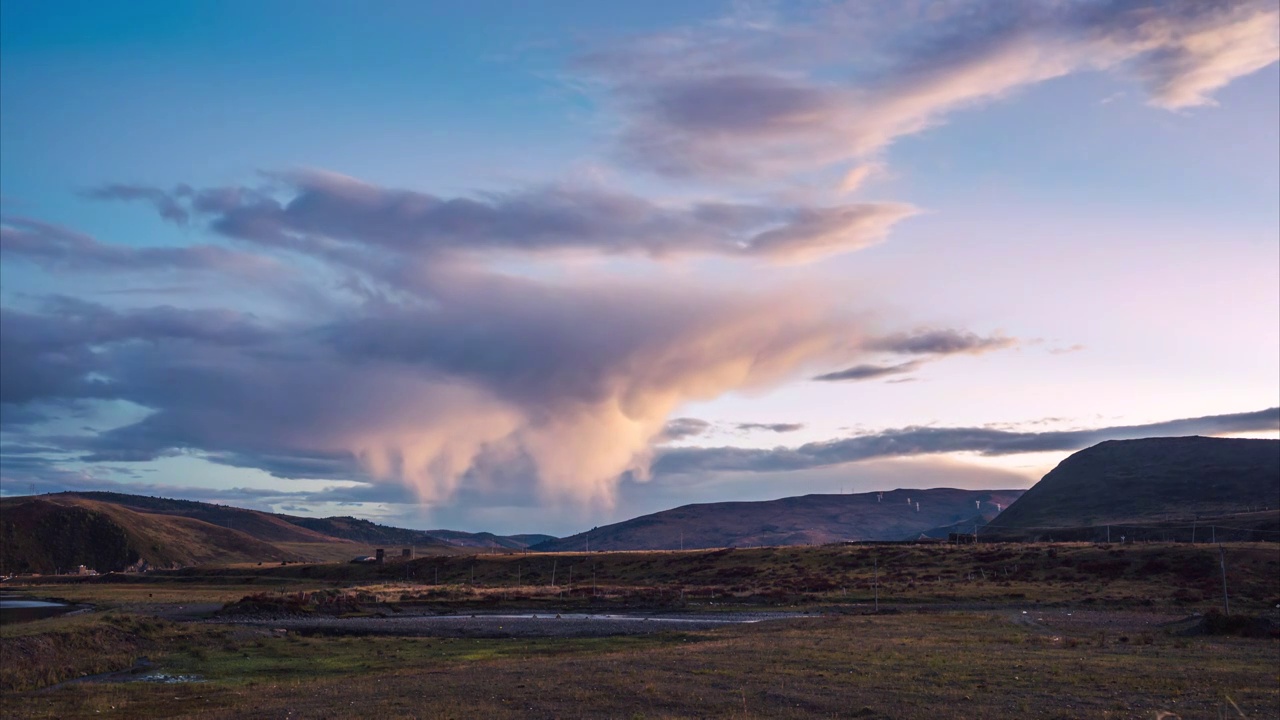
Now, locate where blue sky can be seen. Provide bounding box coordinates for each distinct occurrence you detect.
[2,1,1277,535]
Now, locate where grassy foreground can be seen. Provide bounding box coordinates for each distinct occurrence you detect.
[3,610,1277,719]
[2,542,1277,719]
[14,542,1280,611]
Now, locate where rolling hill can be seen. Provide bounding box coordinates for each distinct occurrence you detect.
[985,436,1280,535]
[0,492,558,574]
[54,492,551,551]
[51,492,354,544]
[0,496,303,574]
[532,488,1025,552]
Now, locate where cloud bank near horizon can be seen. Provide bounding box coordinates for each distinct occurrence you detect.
[651,407,1280,475]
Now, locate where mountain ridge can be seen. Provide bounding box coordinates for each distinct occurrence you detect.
[986,436,1279,534]
[532,488,1026,552]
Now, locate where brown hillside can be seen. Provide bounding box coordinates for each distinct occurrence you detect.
[0,496,314,573]
[57,492,342,544]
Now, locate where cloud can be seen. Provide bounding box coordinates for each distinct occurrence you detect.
[736,422,804,433]
[2,268,869,507]
[579,0,1279,180]
[83,184,191,225]
[651,407,1280,475]
[660,418,712,441]
[1049,344,1087,355]
[814,330,1015,381]
[0,299,269,416]
[0,216,279,277]
[813,360,922,382]
[865,329,1017,355]
[87,172,916,263]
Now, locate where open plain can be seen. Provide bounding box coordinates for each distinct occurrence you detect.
[2,542,1277,719]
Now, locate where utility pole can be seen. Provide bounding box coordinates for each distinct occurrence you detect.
[1106,525,1110,543]
[874,558,879,612]
[1218,545,1230,616]
[551,558,557,587]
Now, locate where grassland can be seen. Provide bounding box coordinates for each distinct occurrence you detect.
[2,542,1277,719]
[17,541,1278,611]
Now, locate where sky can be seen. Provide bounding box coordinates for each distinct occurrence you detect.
[1,0,1277,536]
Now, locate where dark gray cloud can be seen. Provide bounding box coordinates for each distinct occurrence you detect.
[865,329,1016,355]
[0,298,268,410]
[736,422,804,433]
[652,408,1280,475]
[660,418,712,441]
[813,360,922,382]
[87,173,915,263]
[814,330,1015,381]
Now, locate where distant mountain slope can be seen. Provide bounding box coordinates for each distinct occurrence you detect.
[0,496,299,574]
[58,492,551,550]
[59,492,342,544]
[987,436,1280,531]
[532,488,1025,552]
[281,515,452,548]
[425,530,558,549]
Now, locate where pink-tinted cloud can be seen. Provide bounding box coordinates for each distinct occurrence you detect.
[3,267,871,508]
[580,0,1279,180]
[87,172,916,264]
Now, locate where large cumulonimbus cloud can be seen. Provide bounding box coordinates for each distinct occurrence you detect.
[580,0,1279,180]
[2,206,890,507]
[4,167,929,508]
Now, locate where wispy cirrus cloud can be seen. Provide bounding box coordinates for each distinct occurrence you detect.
[0,216,279,277]
[87,171,917,263]
[579,0,1279,181]
[813,360,922,383]
[83,184,193,225]
[865,329,1017,356]
[736,422,804,433]
[814,329,1017,382]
